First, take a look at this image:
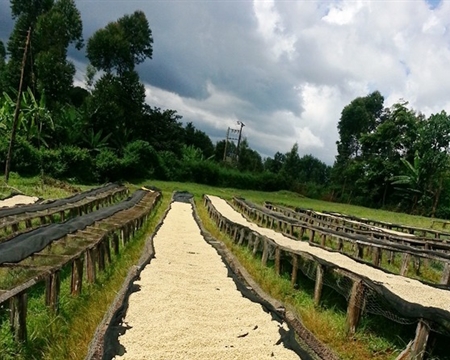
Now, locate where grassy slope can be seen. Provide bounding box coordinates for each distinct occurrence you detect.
[0,177,444,359]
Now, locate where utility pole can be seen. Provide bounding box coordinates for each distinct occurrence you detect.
[236,121,245,161]
[5,27,31,183]
[223,127,230,161]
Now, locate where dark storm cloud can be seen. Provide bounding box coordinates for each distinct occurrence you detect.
[2,0,450,165]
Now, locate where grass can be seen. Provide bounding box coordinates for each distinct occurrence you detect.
[1,177,449,359]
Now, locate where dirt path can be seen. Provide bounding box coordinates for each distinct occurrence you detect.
[207,195,450,313]
[113,201,301,359]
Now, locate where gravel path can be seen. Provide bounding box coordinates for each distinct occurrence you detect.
[113,201,301,360]
[207,195,450,313]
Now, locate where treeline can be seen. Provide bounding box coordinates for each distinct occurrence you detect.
[1,1,448,218]
[0,0,330,194]
[332,91,450,218]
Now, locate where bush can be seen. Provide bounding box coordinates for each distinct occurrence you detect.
[122,140,165,180]
[94,148,123,182]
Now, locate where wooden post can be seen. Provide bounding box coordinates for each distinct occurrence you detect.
[98,244,106,271]
[252,236,260,256]
[372,247,382,267]
[238,228,245,245]
[346,280,365,335]
[440,262,450,285]
[291,254,299,287]
[112,233,120,255]
[314,264,324,305]
[46,271,61,312]
[309,229,315,244]
[71,258,83,296]
[261,239,269,267]
[320,233,326,247]
[354,243,364,259]
[105,237,112,264]
[409,320,431,360]
[299,227,305,240]
[247,232,254,250]
[275,247,281,275]
[86,248,97,283]
[10,292,27,342]
[400,253,410,276]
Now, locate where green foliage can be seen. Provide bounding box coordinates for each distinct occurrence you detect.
[184,122,214,159]
[94,148,123,182]
[122,140,163,180]
[5,0,83,107]
[86,10,152,75]
[0,135,40,176]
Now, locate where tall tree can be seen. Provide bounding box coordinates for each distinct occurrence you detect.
[333,91,384,202]
[0,41,6,92]
[4,0,83,106]
[86,11,153,153]
[184,122,214,159]
[264,151,285,173]
[237,138,263,172]
[86,10,153,76]
[281,143,301,185]
[34,0,83,106]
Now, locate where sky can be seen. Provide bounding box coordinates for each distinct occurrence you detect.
[1,0,450,165]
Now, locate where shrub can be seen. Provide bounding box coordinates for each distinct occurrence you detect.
[94,148,123,182]
[122,140,164,180]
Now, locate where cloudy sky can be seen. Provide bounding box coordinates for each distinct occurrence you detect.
[1,0,450,164]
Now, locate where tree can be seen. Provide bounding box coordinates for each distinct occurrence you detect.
[34,0,83,106]
[280,143,301,185]
[358,101,422,207]
[264,152,285,173]
[297,154,330,185]
[87,70,146,152]
[0,41,6,93]
[86,10,152,76]
[184,122,214,159]
[333,91,384,202]
[336,91,384,163]
[391,151,425,213]
[4,0,83,106]
[85,11,153,155]
[237,138,263,172]
[416,111,450,216]
[140,106,184,155]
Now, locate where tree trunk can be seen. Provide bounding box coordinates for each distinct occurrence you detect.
[431,179,443,218]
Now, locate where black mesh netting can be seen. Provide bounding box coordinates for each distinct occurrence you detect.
[0,189,147,265]
[0,183,121,219]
